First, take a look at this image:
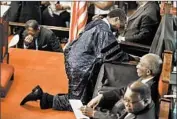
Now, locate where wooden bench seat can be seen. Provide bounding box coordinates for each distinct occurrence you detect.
[1,63,14,97]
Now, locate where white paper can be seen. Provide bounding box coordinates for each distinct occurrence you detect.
[69,99,90,119]
[173,66,176,72]
[173,2,176,8]
[8,34,20,48]
[0,5,10,17]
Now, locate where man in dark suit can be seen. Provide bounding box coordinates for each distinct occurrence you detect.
[23,20,63,52]
[117,1,161,46]
[87,53,162,118]
[4,1,42,48]
[5,1,41,23]
[80,81,156,119]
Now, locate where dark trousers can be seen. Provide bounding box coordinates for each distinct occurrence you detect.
[40,93,53,109]
[40,93,72,111]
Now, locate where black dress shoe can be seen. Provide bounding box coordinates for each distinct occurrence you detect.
[20,85,43,105]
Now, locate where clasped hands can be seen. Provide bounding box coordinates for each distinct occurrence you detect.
[24,35,34,46]
[80,105,95,117]
[55,3,70,10]
[117,35,125,43]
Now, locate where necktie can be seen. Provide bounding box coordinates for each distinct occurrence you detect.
[124,113,136,119]
[35,38,38,50]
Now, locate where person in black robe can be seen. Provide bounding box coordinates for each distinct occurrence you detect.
[20,9,135,111]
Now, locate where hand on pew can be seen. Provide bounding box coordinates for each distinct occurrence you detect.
[87,94,103,109]
[80,105,95,117]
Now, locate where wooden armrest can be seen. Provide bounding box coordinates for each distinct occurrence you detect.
[159,97,171,119]
[9,22,69,31]
[158,50,173,97]
[161,50,173,83]
[160,97,171,102]
[119,41,150,56]
[120,41,150,50]
[1,63,14,88]
[104,61,138,66]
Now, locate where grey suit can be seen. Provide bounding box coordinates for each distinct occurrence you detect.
[123,2,161,46]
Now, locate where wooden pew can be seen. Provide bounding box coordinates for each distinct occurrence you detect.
[158,2,176,118]
[0,18,14,97]
[9,22,69,31]
[158,50,173,119]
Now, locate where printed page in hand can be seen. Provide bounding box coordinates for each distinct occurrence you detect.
[69,99,90,119]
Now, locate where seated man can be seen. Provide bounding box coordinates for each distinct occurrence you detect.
[117,1,161,46]
[23,20,63,52]
[87,53,162,118]
[20,9,135,111]
[42,1,71,38]
[80,81,156,119]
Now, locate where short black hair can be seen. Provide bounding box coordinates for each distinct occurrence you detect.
[129,81,151,100]
[107,8,126,27]
[25,20,39,30]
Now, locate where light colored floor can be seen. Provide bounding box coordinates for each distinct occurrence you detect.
[1,48,76,119]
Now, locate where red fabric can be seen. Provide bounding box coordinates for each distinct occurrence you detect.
[69,2,88,42]
[158,75,170,97]
[1,63,14,88]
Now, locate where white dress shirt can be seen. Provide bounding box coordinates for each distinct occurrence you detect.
[102,18,111,29]
[48,2,71,16]
[141,77,154,84]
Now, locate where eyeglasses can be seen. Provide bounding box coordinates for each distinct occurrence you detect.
[123,98,144,104]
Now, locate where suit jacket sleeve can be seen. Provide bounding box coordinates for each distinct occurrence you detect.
[48,33,63,52]
[99,88,126,109]
[94,111,118,119]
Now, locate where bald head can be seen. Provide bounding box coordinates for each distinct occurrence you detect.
[129,81,151,100]
[124,81,152,113]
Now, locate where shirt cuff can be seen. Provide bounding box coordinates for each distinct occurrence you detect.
[24,43,29,49]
